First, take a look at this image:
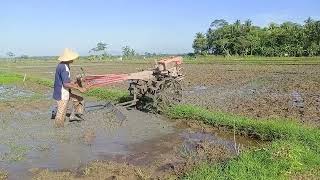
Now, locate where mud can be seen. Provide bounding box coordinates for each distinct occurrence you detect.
[30,119,259,180]
[10,62,320,125]
[0,102,173,179]
[0,85,35,101]
[0,97,258,179]
[182,64,320,126]
[2,61,319,179]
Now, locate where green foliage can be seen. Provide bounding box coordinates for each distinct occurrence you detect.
[6,51,16,63]
[19,54,29,59]
[6,51,15,58]
[184,139,320,180]
[194,18,320,57]
[0,170,8,180]
[166,105,320,179]
[89,42,109,60]
[166,105,317,141]
[28,77,53,88]
[91,42,108,52]
[122,45,137,59]
[85,88,131,103]
[0,71,53,88]
[182,55,320,65]
[192,33,208,55]
[144,52,157,57]
[1,142,29,162]
[0,72,23,84]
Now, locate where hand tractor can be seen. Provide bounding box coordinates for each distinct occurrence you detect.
[51,56,184,122]
[77,56,184,112]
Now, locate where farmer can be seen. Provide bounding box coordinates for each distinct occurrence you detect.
[53,48,86,128]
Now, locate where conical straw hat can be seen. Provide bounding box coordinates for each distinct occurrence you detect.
[58,48,79,62]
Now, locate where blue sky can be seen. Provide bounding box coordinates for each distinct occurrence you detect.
[1,0,319,56]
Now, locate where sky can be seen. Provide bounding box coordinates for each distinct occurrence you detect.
[1,0,320,56]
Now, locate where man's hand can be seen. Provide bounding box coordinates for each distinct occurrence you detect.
[64,82,87,93]
[78,87,87,93]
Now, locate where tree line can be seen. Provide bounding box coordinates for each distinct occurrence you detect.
[192,18,320,57]
[88,42,157,60]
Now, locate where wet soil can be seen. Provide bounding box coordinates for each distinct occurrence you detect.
[2,60,319,179]
[10,61,320,126]
[0,97,258,179]
[182,64,320,126]
[0,101,171,179]
[0,85,35,101]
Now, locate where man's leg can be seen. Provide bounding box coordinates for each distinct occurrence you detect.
[70,93,84,120]
[54,100,68,127]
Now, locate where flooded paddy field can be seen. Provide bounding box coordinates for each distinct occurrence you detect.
[8,60,320,126]
[1,59,320,179]
[0,85,35,101]
[182,64,320,126]
[0,97,258,179]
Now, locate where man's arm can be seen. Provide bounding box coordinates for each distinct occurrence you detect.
[63,82,86,93]
[60,65,86,93]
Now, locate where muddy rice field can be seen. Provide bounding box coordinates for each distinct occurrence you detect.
[1,60,320,179]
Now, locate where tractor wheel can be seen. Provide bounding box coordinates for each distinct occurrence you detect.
[153,79,182,113]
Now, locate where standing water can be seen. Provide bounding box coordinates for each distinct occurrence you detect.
[0,101,258,179]
[0,85,35,101]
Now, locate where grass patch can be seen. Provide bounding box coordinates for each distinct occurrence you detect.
[0,71,53,87]
[183,55,320,65]
[0,72,23,84]
[166,105,319,141]
[0,142,29,162]
[27,77,53,88]
[166,104,320,179]
[0,170,7,180]
[0,71,48,102]
[84,88,131,103]
[184,139,320,179]
[289,167,320,179]
[3,56,320,66]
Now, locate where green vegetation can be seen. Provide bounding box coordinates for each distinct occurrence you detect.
[0,71,53,87]
[6,51,16,63]
[166,105,320,179]
[166,105,315,141]
[184,139,320,179]
[183,55,320,65]
[0,142,29,162]
[0,170,8,180]
[0,72,23,84]
[88,42,109,61]
[122,45,138,60]
[8,55,320,66]
[84,88,131,103]
[78,90,320,179]
[193,18,320,57]
[27,77,53,88]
